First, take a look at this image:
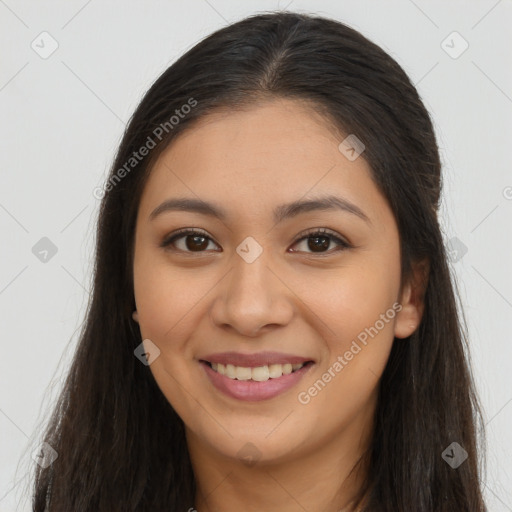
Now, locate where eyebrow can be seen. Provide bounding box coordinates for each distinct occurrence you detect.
[149,194,371,224]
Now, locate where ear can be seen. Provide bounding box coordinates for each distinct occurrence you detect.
[132,310,139,323]
[394,258,429,339]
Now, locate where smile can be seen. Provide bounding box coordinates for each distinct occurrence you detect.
[200,360,315,402]
[207,361,309,381]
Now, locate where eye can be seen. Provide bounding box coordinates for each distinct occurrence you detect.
[161,228,220,253]
[290,227,351,255]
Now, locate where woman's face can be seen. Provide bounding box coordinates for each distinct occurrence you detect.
[132,98,421,466]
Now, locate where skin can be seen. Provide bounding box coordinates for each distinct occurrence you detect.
[132,98,427,511]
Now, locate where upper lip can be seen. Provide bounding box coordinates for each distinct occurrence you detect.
[200,351,314,368]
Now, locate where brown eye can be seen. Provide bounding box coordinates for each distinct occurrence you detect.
[306,235,330,252]
[290,228,351,255]
[161,229,220,253]
[182,234,210,251]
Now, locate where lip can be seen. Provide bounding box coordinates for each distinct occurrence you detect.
[200,351,314,368]
[200,360,315,402]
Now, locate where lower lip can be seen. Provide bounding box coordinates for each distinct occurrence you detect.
[200,362,314,402]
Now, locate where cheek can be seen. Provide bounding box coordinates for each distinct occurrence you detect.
[303,256,401,343]
[132,255,209,412]
[134,265,202,342]
[296,271,398,431]
[300,256,400,402]
[133,250,225,366]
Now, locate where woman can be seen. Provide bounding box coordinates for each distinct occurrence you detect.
[32,11,487,511]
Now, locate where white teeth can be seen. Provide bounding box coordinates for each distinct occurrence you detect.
[268,364,283,378]
[252,366,269,382]
[225,364,236,379]
[235,366,252,380]
[282,363,293,375]
[210,362,306,381]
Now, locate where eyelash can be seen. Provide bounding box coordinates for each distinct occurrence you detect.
[160,227,352,256]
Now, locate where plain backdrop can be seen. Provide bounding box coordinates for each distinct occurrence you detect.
[1,1,511,510]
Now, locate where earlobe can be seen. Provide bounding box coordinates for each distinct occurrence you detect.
[132,310,139,323]
[394,259,429,339]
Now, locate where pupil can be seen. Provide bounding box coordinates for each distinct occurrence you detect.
[186,235,208,251]
[308,236,329,252]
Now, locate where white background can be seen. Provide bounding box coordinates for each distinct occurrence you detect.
[1,1,511,510]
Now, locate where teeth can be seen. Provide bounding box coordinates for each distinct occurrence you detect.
[252,366,269,381]
[235,366,252,380]
[210,362,306,381]
[225,364,236,379]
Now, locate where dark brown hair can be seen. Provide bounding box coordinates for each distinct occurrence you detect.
[32,11,487,511]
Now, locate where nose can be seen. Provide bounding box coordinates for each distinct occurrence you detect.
[209,249,294,338]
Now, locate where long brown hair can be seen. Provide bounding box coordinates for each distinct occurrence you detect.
[32,11,487,511]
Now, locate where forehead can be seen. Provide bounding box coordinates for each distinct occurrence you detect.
[138,98,388,227]
[170,98,345,168]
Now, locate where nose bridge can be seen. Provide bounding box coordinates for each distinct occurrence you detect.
[229,238,276,309]
[232,240,272,297]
